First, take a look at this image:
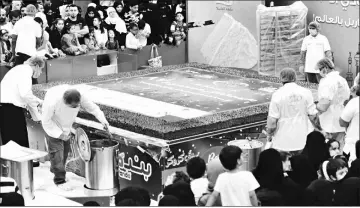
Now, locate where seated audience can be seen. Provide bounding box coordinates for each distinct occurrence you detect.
[125,23,142,50]
[301,131,329,171]
[306,158,360,206]
[49,18,66,51]
[65,4,89,45]
[114,186,150,206]
[186,157,209,205]
[61,23,87,55]
[253,148,304,206]
[113,1,125,19]
[288,154,318,189]
[35,3,48,29]
[206,146,260,206]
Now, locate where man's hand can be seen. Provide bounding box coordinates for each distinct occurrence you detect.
[102,120,110,131]
[299,65,304,73]
[59,133,71,141]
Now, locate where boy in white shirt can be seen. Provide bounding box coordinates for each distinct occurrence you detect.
[186,157,209,205]
[125,23,142,50]
[206,146,260,206]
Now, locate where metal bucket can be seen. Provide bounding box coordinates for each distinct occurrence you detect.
[0,159,34,200]
[85,140,119,190]
[227,139,263,171]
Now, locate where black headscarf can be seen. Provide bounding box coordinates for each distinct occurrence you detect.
[162,181,196,206]
[253,148,284,190]
[301,131,329,171]
[85,6,99,27]
[288,154,318,189]
[158,195,180,206]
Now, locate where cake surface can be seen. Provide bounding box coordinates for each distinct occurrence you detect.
[33,63,317,140]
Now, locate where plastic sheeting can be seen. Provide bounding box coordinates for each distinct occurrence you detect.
[256,1,308,80]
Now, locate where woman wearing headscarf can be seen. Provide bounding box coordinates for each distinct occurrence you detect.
[306,158,360,205]
[288,154,318,189]
[301,131,329,171]
[252,148,304,206]
[113,1,125,19]
[85,6,99,28]
[162,181,196,206]
[316,58,350,153]
[104,7,126,48]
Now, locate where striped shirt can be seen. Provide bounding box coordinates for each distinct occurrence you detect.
[123,11,141,28]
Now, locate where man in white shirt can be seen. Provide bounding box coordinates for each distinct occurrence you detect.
[11,4,42,67]
[0,56,44,148]
[340,80,360,162]
[316,58,350,153]
[126,23,142,50]
[266,68,321,154]
[41,85,109,191]
[300,21,332,84]
[206,146,260,206]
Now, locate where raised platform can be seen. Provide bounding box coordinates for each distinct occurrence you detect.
[33,63,317,141]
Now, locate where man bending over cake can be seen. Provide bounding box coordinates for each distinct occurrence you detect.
[41,84,109,191]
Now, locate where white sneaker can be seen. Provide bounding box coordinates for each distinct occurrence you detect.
[57,183,73,191]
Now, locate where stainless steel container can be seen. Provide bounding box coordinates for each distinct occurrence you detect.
[227,139,263,171]
[85,140,120,190]
[0,159,34,200]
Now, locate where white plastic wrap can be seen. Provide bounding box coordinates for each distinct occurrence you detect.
[256,1,308,79]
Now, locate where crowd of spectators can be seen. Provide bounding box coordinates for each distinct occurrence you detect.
[0,0,187,65]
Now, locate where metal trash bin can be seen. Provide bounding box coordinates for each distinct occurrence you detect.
[227,139,263,171]
[1,159,34,200]
[75,128,120,191]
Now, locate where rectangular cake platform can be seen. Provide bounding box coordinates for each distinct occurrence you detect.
[31,63,317,200]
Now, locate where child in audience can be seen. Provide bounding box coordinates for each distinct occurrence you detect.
[169,12,187,46]
[186,157,209,205]
[34,17,64,59]
[49,18,65,51]
[85,27,100,51]
[61,23,87,55]
[126,23,142,50]
[93,16,108,49]
[205,146,260,206]
[137,19,151,47]
[0,29,12,64]
[105,29,119,50]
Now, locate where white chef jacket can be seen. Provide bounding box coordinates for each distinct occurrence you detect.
[268,83,317,151]
[318,71,350,133]
[301,33,331,73]
[0,64,41,112]
[41,85,107,139]
[125,32,141,50]
[13,16,42,56]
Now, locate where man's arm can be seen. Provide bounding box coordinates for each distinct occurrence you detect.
[339,100,355,128]
[249,190,260,206]
[205,191,220,206]
[266,116,278,136]
[80,93,109,127]
[339,118,350,128]
[76,25,89,36]
[267,97,280,136]
[316,98,331,113]
[300,50,307,66]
